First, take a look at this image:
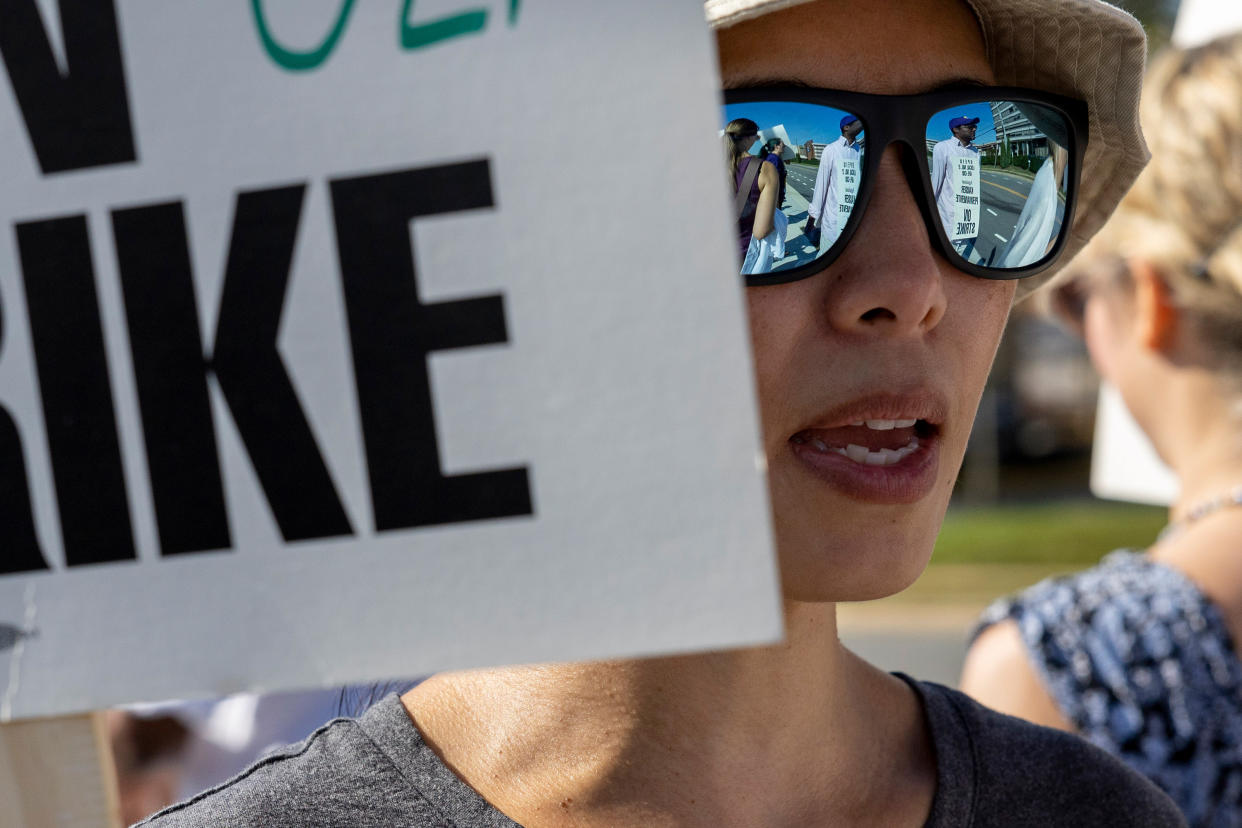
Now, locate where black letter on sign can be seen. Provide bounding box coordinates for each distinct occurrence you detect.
[112,191,352,555]
[0,0,137,173]
[112,202,231,556]
[330,161,533,531]
[214,187,353,543]
[0,291,48,574]
[16,215,135,565]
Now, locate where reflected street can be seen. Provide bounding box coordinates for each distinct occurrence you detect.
[971,168,1066,266]
[777,161,1065,269]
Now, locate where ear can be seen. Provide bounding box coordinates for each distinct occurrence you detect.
[1130,259,1178,353]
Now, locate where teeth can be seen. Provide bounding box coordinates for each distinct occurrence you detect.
[796,434,922,466]
[862,418,920,430]
[841,438,920,466]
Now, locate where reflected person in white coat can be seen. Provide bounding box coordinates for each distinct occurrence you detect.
[806,114,863,253]
[931,115,981,258]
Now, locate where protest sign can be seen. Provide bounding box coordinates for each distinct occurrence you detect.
[1090,383,1178,506]
[0,712,120,826]
[950,155,980,241]
[836,155,860,223]
[0,0,781,720]
[756,125,795,160]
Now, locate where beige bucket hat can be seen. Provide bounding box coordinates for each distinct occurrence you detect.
[706,0,1150,297]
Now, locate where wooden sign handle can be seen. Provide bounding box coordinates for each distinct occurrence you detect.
[0,712,122,828]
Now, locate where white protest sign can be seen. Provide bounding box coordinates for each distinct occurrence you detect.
[950,154,980,241]
[836,156,860,222]
[0,0,781,720]
[756,125,796,161]
[1090,383,1179,506]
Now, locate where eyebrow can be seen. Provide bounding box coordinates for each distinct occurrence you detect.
[723,76,990,93]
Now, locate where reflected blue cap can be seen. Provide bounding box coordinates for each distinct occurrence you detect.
[949,116,980,129]
[840,115,859,129]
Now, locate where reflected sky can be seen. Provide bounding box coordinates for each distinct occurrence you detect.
[723,101,864,147]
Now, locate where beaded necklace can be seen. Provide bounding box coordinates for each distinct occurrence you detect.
[1156,485,1242,543]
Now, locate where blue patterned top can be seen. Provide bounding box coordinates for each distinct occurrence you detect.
[976,550,1242,827]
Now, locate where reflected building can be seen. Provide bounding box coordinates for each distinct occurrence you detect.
[989,101,1049,157]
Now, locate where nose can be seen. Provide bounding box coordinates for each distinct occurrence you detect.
[821,147,947,336]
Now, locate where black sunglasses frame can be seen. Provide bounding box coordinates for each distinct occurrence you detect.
[725,85,1089,287]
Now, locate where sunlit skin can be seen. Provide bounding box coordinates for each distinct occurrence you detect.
[402,2,1015,826]
[726,2,1013,602]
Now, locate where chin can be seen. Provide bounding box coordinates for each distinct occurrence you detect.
[775,521,940,603]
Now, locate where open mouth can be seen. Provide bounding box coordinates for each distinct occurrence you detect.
[790,419,938,467]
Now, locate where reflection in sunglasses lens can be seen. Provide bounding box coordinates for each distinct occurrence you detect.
[721,103,865,277]
[723,98,1072,278]
[926,101,1071,270]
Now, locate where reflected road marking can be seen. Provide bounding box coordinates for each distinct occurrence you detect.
[982,179,1027,200]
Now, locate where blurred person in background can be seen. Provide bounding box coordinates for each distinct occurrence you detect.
[963,32,1242,827]
[108,710,190,825]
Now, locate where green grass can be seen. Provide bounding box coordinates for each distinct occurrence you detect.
[931,501,1168,566]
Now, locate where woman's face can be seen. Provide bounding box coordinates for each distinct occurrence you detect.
[719,0,1015,601]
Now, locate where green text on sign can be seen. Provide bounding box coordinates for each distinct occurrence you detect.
[250,0,522,71]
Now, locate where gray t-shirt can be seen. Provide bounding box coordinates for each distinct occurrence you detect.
[139,676,1186,826]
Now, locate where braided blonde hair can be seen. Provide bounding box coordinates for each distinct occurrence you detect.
[1064,33,1242,369]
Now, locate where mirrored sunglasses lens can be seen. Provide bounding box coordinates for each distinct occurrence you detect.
[721,103,864,277]
[926,101,1071,271]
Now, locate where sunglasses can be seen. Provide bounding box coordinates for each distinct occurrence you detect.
[724,85,1088,286]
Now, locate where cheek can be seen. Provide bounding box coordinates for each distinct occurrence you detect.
[949,278,1015,396]
[745,289,805,438]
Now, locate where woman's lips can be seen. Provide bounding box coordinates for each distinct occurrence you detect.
[787,419,940,503]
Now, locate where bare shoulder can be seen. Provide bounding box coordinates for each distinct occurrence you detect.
[959,618,1073,731]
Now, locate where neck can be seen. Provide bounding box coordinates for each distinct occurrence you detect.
[402,601,930,826]
[1157,375,1242,523]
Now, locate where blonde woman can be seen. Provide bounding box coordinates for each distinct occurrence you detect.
[964,33,1242,828]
